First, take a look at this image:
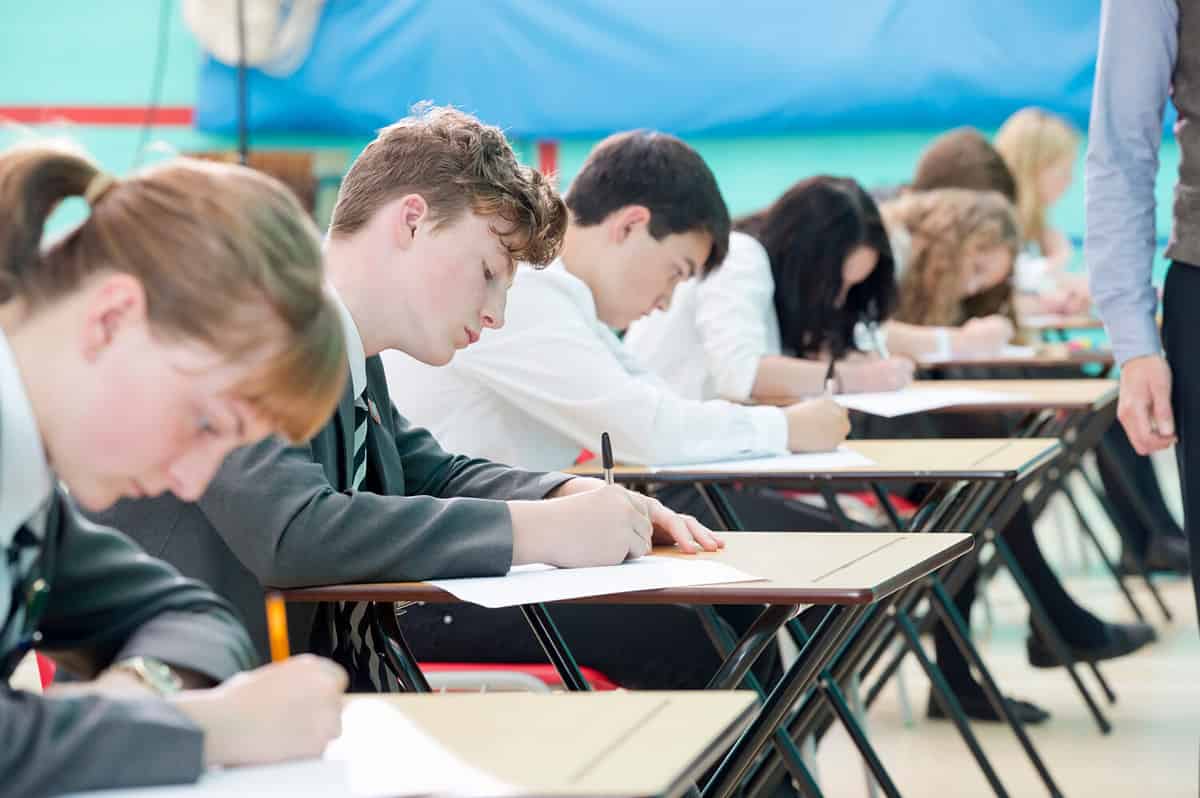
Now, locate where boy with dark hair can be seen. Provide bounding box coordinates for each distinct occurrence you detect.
[386,129,846,469]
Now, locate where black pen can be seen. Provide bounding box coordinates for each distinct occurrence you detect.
[601,432,614,485]
[824,358,837,397]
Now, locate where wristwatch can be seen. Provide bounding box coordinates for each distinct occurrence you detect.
[108,656,183,697]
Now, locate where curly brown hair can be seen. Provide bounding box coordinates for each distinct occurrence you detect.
[329,104,567,266]
[883,189,1021,327]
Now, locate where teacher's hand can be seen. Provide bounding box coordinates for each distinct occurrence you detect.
[1118,354,1177,454]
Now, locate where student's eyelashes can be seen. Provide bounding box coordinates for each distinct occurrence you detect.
[197,415,221,438]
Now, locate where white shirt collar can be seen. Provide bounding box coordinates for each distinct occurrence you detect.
[0,328,53,547]
[543,258,601,321]
[326,283,368,398]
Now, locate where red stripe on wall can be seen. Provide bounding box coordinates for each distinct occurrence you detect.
[0,106,194,126]
[537,139,559,183]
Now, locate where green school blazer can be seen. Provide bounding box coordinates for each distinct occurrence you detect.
[90,354,570,666]
[1,487,255,795]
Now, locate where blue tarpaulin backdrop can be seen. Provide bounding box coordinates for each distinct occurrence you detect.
[196,0,1104,137]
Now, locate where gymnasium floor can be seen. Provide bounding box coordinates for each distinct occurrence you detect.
[816,451,1198,797]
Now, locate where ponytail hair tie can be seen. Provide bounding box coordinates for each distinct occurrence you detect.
[83,172,117,205]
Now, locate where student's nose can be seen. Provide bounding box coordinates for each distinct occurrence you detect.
[166,441,230,502]
[482,295,507,330]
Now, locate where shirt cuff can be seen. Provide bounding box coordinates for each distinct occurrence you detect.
[750,406,790,455]
[1108,314,1163,366]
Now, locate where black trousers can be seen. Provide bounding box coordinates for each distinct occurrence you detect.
[1162,261,1200,622]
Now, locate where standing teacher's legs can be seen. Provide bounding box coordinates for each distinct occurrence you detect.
[1162,261,1200,622]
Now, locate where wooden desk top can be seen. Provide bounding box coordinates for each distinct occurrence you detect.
[919,378,1117,412]
[759,379,1116,413]
[281,532,973,607]
[567,437,1060,484]
[1020,313,1106,332]
[79,692,758,798]
[381,691,758,798]
[918,346,1114,370]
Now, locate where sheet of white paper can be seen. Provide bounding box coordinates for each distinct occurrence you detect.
[649,445,875,474]
[834,387,1033,418]
[920,344,1038,364]
[429,555,762,608]
[65,699,517,798]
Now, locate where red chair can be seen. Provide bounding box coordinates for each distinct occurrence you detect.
[419,662,619,691]
[35,653,55,689]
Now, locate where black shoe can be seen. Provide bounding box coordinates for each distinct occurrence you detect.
[1120,536,1191,576]
[927,690,1051,725]
[1026,621,1157,669]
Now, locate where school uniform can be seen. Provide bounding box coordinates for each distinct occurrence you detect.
[382,258,788,469]
[625,232,779,403]
[381,257,793,690]
[0,330,256,796]
[90,288,571,692]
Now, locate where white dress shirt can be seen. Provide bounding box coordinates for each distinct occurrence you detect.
[382,259,787,470]
[0,327,54,629]
[327,283,368,398]
[626,232,782,401]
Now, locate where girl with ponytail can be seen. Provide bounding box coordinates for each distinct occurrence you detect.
[0,143,351,796]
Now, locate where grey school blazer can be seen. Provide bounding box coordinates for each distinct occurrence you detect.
[90,354,571,666]
[1,488,255,796]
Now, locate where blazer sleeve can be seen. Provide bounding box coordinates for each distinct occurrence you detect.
[2,494,257,797]
[195,432,563,588]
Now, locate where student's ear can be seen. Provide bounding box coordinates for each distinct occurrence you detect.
[81,272,147,361]
[390,194,430,252]
[610,205,652,244]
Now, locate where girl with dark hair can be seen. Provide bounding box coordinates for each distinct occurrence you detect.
[627,176,1013,404]
[627,176,914,402]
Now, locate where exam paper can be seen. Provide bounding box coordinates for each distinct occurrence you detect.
[919,344,1038,363]
[429,555,763,608]
[833,387,1033,417]
[649,446,875,473]
[63,698,516,798]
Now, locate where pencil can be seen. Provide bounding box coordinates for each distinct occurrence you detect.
[601,431,614,486]
[265,591,290,662]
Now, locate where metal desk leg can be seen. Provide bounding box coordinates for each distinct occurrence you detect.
[696,605,826,797]
[704,605,866,798]
[928,579,1064,797]
[519,603,591,691]
[891,606,1009,797]
[819,674,904,798]
[989,533,1113,732]
[370,601,432,693]
[705,604,798,691]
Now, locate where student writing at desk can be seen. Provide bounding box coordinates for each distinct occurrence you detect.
[91,107,717,695]
[625,174,1154,725]
[384,131,847,688]
[995,107,1092,316]
[909,128,1188,574]
[0,144,351,795]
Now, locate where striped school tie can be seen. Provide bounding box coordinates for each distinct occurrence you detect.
[329,392,395,692]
